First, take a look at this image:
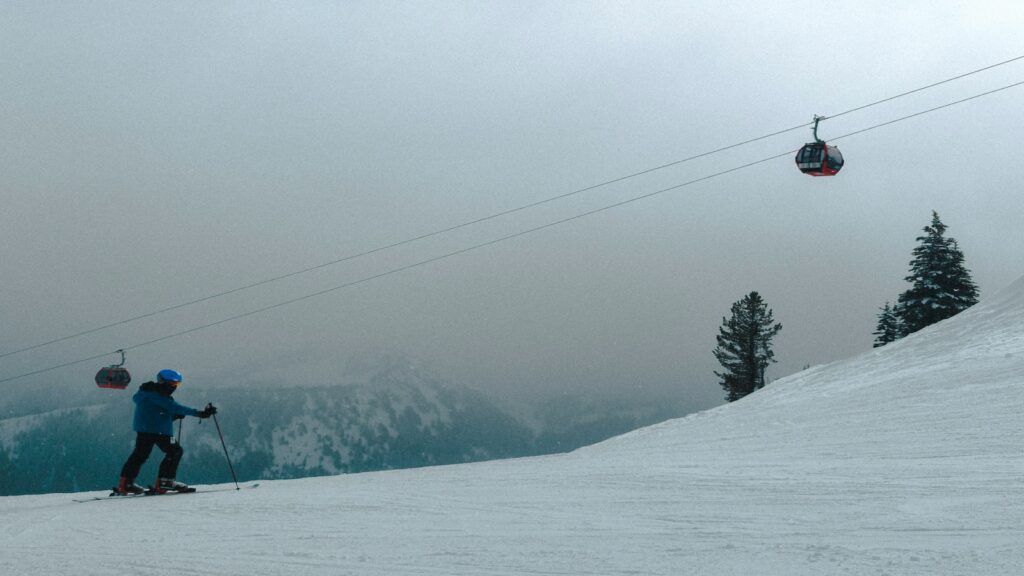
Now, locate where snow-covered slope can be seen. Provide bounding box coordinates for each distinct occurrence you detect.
[2,277,1023,575]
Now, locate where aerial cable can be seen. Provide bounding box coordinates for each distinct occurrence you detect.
[0,149,795,385]
[829,79,1024,141]
[0,123,811,362]
[2,55,1023,361]
[3,77,1022,386]
[825,53,1024,122]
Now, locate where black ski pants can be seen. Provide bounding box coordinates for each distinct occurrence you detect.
[120,432,183,481]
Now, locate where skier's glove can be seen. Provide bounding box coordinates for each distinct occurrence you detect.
[197,404,218,419]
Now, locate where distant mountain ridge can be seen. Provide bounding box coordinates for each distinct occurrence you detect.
[0,361,532,495]
[0,357,688,496]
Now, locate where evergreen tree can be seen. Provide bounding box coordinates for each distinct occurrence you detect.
[713,291,783,402]
[896,211,979,335]
[872,302,904,347]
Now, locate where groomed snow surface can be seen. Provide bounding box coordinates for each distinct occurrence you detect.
[4,276,1024,575]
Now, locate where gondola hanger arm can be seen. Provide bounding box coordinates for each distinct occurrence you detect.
[812,115,828,143]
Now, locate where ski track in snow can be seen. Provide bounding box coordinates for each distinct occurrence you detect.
[3,276,1024,575]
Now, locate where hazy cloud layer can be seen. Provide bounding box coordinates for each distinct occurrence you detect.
[2,2,1022,411]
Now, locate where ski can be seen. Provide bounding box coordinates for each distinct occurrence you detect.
[72,483,259,503]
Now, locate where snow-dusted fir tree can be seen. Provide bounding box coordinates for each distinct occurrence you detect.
[896,211,979,336]
[713,291,783,402]
[873,302,904,347]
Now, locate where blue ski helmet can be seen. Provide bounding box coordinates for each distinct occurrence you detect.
[157,369,183,385]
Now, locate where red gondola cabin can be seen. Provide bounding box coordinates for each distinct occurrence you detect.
[95,349,131,389]
[795,142,844,176]
[96,366,132,389]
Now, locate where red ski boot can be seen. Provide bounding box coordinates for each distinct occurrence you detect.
[114,476,146,495]
[155,478,196,494]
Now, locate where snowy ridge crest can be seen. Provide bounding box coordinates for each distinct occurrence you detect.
[588,273,1024,463]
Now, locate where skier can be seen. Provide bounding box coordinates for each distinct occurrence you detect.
[114,369,217,495]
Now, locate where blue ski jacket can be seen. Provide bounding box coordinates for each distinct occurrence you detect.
[132,381,201,436]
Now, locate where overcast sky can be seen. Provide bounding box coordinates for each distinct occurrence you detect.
[2,1,1023,410]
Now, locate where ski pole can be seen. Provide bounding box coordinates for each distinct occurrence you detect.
[210,408,240,490]
[176,417,184,445]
